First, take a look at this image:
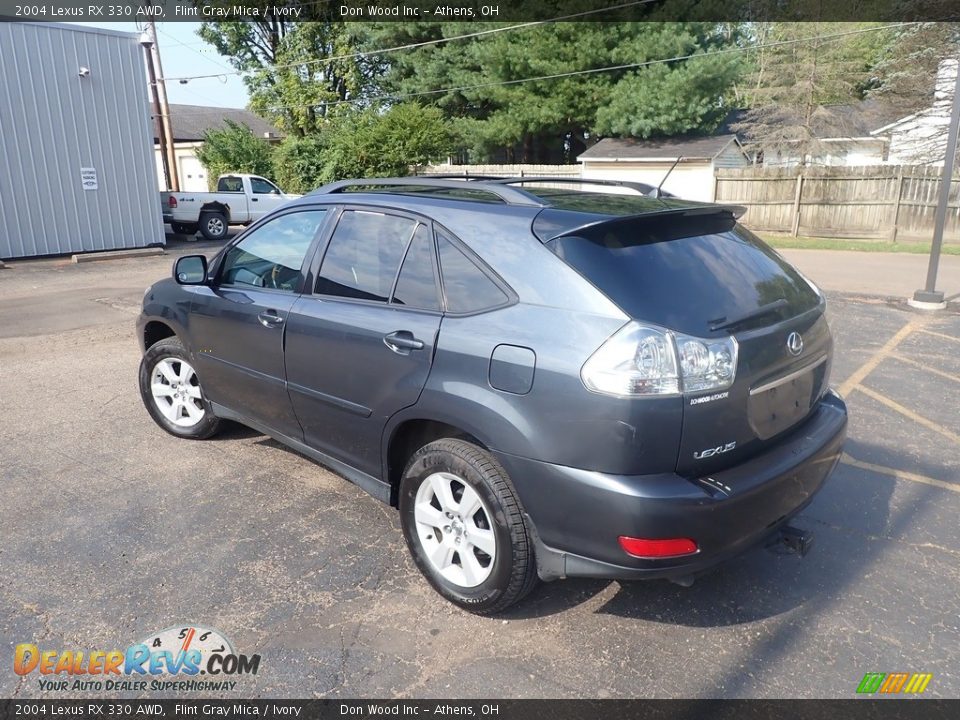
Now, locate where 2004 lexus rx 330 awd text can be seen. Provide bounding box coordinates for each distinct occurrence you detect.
[137,177,848,614]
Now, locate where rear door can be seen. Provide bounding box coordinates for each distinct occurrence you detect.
[188,208,331,437]
[547,211,828,476]
[284,208,443,477]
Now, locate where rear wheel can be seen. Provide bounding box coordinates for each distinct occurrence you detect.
[139,337,220,439]
[199,211,228,241]
[399,439,537,614]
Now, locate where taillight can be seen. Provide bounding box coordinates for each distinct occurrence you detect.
[618,536,698,559]
[581,321,738,397]
[168,195,178,208]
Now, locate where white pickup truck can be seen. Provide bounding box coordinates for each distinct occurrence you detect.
[161,174,300,240]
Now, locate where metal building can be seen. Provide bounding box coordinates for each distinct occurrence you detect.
[0,22,164,259]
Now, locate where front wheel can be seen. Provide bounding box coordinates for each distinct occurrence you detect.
[399,439,538,614]
[139,337,220,439]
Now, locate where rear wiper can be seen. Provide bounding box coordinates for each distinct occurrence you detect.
[709,299,788,332]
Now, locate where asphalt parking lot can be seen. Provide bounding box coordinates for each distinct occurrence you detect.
[1,241,958,699]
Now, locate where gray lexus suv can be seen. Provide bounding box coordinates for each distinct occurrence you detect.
[138,177,848,614]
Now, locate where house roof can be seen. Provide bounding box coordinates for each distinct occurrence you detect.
[153,104,281,143]
[578,134,741,162]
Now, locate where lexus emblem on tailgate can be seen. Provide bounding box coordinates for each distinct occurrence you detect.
[786,331,804,356]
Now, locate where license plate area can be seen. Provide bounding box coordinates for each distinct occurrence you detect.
[748,356,828,440]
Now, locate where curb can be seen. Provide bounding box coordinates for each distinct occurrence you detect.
[71,248,166,264]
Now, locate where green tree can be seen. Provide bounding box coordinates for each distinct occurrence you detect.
[362,20,745,161]
[273,103,456,192]
[194,120,275,188]
[734,22,894,164]
[198,9,383,136]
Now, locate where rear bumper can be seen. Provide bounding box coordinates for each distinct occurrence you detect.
[494,390,847,581]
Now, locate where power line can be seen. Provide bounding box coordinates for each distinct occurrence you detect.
[261,22,920,114]
[160,0,660,83]
[157,25,234,74]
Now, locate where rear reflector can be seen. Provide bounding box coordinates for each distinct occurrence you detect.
[618,536,698,558]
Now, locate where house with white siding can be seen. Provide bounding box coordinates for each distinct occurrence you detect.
[871,59,959,166]
[577,134,751,201]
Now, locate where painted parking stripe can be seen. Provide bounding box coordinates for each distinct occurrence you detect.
[856,385,960,446]
[890,353,960,385]
[837,319,925,396]
[842,454,959,494]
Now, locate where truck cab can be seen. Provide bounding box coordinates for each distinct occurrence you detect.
[162,174,299,241]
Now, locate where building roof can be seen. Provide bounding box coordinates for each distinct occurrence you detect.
[153,104,281,143]
[577,134,740,162]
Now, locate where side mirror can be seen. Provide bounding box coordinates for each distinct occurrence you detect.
[174,255,208,285]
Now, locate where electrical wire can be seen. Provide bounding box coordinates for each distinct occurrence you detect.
[160,0,660,83]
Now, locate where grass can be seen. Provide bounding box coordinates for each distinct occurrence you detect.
[757,233,960,255]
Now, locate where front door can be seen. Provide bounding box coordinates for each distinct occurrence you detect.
[188,209,331,437]
[284,210,443,477]
[249,176,291,222]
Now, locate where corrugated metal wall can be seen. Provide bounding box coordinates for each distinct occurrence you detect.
[0,22,165,259]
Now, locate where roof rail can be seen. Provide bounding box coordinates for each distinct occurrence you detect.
[491,176,675,198]
[311,177,546,206]
[414,173,509,181]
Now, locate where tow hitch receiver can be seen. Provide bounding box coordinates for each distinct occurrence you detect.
[767,525,814,557]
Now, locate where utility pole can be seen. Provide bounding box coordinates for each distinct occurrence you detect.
[140,29,171,191]
[148,20,180,192]
[910,59,960,311]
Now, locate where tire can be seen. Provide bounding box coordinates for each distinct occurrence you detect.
[399,438,538,614]
[139,337,220,440]
[199,211,228,241]
[171,222,197,236]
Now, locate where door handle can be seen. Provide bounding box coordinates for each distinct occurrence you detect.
[251,197,259,202]
[258,310,284,327]
[384,330,424,353]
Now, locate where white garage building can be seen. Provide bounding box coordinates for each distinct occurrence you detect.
[578,134,751,201]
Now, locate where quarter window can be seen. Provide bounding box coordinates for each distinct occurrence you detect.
[316,210,417,302]
[437,231,509,313]
[219,210,327,291]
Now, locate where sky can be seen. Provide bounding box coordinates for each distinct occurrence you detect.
[73,22,250,108]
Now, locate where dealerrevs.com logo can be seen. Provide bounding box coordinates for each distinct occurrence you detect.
[14,625,260,692]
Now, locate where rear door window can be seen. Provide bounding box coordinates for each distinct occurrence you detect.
[316,210,417,302]
[547,214,820,335]
[392,224,441,311]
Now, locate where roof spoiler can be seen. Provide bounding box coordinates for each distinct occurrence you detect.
[539,203,748,242]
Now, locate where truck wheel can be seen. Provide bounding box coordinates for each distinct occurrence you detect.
[399,439,538,614]
[199,212,228,241]
[139,337,220,440]
[171,222,197,236]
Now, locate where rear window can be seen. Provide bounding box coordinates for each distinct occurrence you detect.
[548,213,820,336]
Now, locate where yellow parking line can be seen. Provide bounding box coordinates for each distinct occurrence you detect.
[838,319,924,396]
[890,353,960,384]
[842,454,959,494]
[919,328,960,344]
[856,385,960,446]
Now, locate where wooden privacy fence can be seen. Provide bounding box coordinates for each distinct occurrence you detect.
[421,164,581,178]
[715,165,960,242]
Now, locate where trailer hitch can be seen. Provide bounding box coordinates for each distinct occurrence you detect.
[766,525,814,557]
